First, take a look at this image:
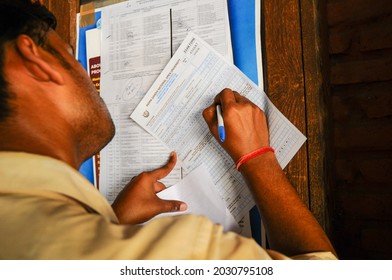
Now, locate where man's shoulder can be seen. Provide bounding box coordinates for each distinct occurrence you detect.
[0,151,118,222]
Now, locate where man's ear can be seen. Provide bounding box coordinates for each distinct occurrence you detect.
[15,35,64,85]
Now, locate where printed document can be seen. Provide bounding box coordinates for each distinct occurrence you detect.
[99,0,232,202]
[131,33,307,222]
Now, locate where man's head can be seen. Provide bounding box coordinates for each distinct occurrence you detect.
[0,0,56,120]
[0,0,115,168]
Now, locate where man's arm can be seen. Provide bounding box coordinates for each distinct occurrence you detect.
[203,88,336,257]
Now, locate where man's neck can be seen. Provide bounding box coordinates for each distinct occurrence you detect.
[0,121,82,170]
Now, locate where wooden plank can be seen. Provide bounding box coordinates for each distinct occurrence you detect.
[333,218,392,259]
[360,14,392,51]
[327,0,392,26]
[334,122,392,151]
[329,14,392,54]
[299,0,330,232]
[335,158,392,184]
[328,25,356,54]
[362,228,392,253]
[69,0,78,51]
[43,0,78,51]
[332,218,361,259]
[332,83,392,121]
[337,192,392,220]
[262,0,309,204]
[357,158,392,184]
[330,54,392,85]
[327,0,392,260]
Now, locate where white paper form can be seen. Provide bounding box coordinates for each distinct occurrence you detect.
[255,0,264,90]
[100,0,232,203]
[150,164,240,233]
[131,33,307,222]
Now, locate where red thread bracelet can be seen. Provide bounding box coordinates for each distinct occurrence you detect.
[235,147,275,170]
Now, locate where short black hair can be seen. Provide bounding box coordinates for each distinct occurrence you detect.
[0,0,56,121]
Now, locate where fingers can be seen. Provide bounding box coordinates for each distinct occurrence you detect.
[203,88,253,140]
[203,89,240,132]
[202,88,271,162]
[153,181,167,192]
[214,88,236,105]
[156,199,188,214]
[149,151,177,180]
[213,88,251,106]
[202,103,218,135]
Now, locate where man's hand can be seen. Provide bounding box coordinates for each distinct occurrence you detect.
[203,88,270,162]
[112,152,187,224]
[203,88,336,257]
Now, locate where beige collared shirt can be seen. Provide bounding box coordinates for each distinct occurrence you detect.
[0,152,336,260]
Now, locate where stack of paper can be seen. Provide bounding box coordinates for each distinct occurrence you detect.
[78,0,306,235]
[131,33,306,224]
[151,164,240,233]
[98,0,233,204]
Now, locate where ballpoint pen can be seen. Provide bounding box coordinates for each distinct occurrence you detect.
[216,104,225,142]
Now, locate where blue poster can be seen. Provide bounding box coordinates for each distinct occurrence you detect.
[77,11,101,185]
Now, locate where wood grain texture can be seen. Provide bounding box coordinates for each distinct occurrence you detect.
[43,0,78,50]
[262,0,309,205]
[299,0,331,232]
[327,0,392,259]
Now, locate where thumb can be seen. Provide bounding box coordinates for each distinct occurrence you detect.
[202,103,217,127]
[156,199,188,214]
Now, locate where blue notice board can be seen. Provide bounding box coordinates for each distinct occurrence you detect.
[228,0,264,246]
[77,11,102,185]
